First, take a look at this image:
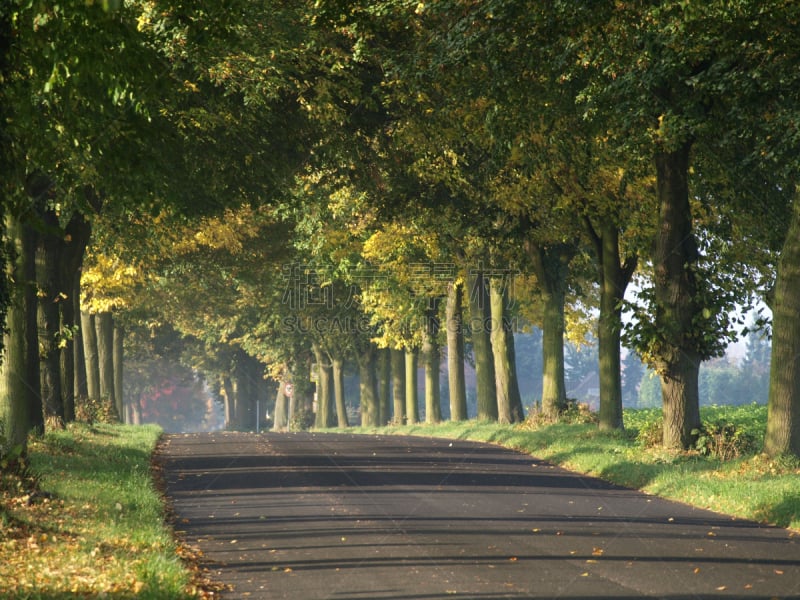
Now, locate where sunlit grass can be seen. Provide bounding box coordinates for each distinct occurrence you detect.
[335,404,800,531]
[0,423,201,599]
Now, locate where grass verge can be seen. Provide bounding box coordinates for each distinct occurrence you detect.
[337,404,800,531]
[0,423,206,599]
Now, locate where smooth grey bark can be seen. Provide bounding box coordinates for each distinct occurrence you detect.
[331,355,349,427]
[81,311,100,406]
[468,270,497,420]
[405,347,419,424]
[113,324,124,423]
[358,344,379,427]
[377,347,391,425]
[527,242,574,420]
[422,304,442,424]
[446,281,468,421]
[391,348,406,425]
[95,311,118,421]
[272,377,289,431]
[313,343,335,429]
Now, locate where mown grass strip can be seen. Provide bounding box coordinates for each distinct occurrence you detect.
[336,404,800,531]
[0,423,204,599]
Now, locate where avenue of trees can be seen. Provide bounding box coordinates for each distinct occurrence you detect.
[1,0,799,459]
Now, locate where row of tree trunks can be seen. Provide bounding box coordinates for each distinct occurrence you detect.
[0,199,94,455]
[79,311,123,422]
[221,350,271,431]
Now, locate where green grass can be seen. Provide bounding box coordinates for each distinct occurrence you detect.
[0,423,201,599]
[335,404,800,531]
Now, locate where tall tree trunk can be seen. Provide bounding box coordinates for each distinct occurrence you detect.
[113,324,124,424]
[0,213,33,453]
[391,348,406,425]
[765,196,800,457]
[358,344,379,427]
[586,218,637,431]
[59,212,91,424]
[233,351,262,431]
[653,144,701,449]
[60,287,76,423]
[490,278,524,423]
[129,396,142,425]
[377,347,391,425]
[422,304,442,424]
[37,206,65,430]
[289,354,313,428]
[73,277,88,405]
[23,220,42,434]
[81,311,100,407]
[404,347,419,424]
[468,270,497,420]
[331,355,349,428]
[527,242,574,420]
[95,311,119,421]
[313,343,334,429]
[220,376,233,429]
[446,281,468,421]
[272,377,288,431]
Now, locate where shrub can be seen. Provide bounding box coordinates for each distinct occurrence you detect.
[635,418,663,448]
[692,420,758,460]
[523,399,598,429]
[289,408,314,431]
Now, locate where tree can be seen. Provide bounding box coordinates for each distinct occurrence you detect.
[468,270,497,421]
[446,280,467,421]
[563,1,795,448]
[489,276,523,423]
[766,193,800,455]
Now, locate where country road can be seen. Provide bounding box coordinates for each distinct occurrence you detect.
[158,431,800,599]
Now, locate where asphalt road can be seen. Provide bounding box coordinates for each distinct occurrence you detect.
[158,431,800,599]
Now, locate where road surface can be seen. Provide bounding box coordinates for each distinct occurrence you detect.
[158,431,800,599]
